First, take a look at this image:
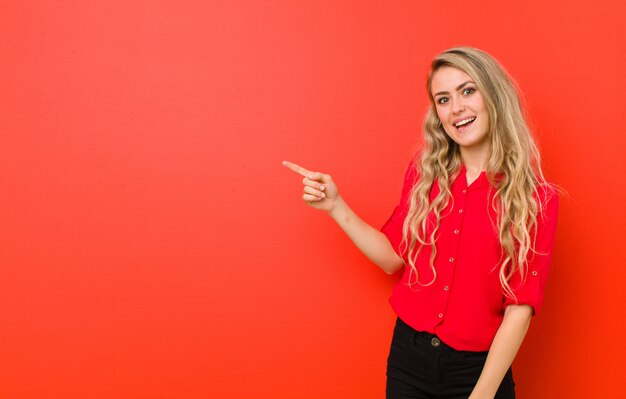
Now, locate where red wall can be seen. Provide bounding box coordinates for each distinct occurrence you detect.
[1,1,625,397]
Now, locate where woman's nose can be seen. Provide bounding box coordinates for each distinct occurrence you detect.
[451,97,465,113]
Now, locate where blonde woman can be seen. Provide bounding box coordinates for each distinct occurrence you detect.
[282,46,559,399]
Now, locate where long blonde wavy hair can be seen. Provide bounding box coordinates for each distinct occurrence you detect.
[400,47,554,302]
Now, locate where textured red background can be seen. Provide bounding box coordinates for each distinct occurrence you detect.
[1,1,625,397]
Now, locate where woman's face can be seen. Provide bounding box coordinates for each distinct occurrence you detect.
[430,66,490,153]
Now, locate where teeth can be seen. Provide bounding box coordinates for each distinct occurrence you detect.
[455,117,476,128]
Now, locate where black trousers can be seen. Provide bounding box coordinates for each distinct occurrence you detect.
[386,317,515,399]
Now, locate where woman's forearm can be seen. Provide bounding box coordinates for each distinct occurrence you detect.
[469,304,533,399]
[329,196,404,274]
[281,160,403,274]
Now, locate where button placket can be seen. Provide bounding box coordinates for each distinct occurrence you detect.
[438,184,468,326]
[433,187,468,328]
[449,185,467,265]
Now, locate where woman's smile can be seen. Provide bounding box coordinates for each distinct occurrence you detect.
[453,116,477,133]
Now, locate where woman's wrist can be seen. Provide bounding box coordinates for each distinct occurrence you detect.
[327,195,346,219]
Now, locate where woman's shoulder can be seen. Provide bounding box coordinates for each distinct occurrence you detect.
[393,157,422,202]
[534,180,560,217]
[397,156,420,187]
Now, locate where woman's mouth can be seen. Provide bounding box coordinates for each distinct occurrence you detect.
[454,117,476,133]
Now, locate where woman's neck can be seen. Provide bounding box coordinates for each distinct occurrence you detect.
[460,145,490,175]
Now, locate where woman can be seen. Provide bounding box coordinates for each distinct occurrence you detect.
[282,46,559,399]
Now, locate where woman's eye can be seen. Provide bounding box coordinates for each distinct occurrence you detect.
[437,97,448,104]
[463,87,475,95]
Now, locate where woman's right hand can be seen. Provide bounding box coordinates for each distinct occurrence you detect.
[281,160,340,213]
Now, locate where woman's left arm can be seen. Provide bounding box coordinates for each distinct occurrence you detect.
[470,186,560,398]
[468,304,533,399]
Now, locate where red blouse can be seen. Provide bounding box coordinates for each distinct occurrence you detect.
[381,159,559,351]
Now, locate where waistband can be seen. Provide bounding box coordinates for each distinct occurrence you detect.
[395,317,488,355]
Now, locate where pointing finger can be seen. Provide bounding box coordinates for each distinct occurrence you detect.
[281,160,312,177]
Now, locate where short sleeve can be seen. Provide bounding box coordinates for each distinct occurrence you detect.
[503,185,560,315]
[380,159,419,257]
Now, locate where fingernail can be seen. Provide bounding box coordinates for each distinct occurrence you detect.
[320,185,324,190]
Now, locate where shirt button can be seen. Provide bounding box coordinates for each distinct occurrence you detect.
[453,229,460,234]
[444,285,449,291]
[462,189,467,194]
[431,337,441,347]
[449,257,454,263]
[532,271,538,276]
[438,313,443,318]
[458,209,463,213]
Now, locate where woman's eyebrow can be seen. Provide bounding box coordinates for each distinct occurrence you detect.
[433,81,475,97]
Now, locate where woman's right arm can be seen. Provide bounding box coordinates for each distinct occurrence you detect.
[282,160,404,275]
[328,196,404,274]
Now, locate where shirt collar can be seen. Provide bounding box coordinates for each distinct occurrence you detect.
[458,163,490,191]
